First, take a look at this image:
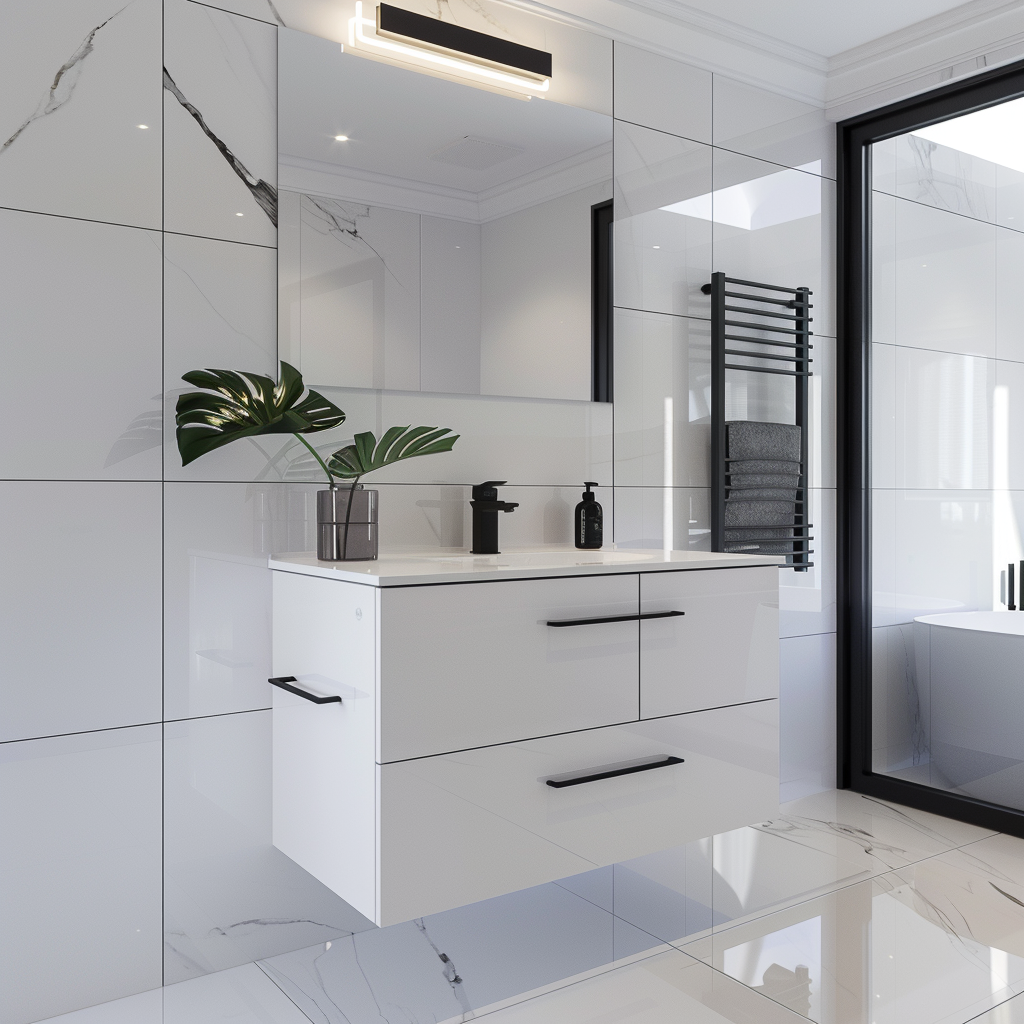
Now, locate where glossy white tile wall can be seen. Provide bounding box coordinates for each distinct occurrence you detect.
[0,0,162,228]
[612,43,838,800]
[163,0,277,246]
[163,710,373,983]
[0,482,162,743]
[0,727,162,1024]
[0,210,162,480]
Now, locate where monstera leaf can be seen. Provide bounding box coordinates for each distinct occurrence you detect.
[175,361,345,466]
[327,426,459,481]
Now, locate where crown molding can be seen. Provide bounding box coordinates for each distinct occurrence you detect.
[825,0,1024,118]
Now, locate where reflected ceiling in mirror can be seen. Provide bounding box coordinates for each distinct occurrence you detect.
[278,27,612,401]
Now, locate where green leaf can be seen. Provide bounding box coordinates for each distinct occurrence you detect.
[326,426,459,480]
[175,361,346,466]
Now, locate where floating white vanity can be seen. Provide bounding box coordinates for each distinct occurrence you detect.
[269,548,780,926]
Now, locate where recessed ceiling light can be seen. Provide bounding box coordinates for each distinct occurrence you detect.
[137,124,149,129]
[334,135,349,141]
[236,213,244,217]
[652,245,661,249]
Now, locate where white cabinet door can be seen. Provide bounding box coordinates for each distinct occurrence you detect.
[378,574,640,762]
[639,567,778,718]
[377,700,778,924]
[271,572,378,923]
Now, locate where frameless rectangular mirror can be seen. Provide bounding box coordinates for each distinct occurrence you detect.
[278,27,612,402]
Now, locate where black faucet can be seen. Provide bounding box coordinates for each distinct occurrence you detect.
[470,481,519,554]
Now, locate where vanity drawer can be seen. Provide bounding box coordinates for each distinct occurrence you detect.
[377,573,640,762]
[640,567,778,718]
[376,699,778,924]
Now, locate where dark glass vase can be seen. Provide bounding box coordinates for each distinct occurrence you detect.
[316,485,378,561]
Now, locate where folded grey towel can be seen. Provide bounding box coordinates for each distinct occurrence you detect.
[727,421,802,463]
[726,500,796,527]
[729,459,801,476]
[728,473,800,492]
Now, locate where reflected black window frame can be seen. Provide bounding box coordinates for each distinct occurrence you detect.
[838,57,1024,836]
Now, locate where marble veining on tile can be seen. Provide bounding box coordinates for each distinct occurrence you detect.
[1,5,127,156]
[163,66,276,225]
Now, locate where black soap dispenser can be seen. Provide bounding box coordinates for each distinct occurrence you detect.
[575,482,603,549]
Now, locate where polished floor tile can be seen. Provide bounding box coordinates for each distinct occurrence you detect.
[259,881,664,1024]
[451,949,805,1024]
[683,834,1024,1024]
[710,790,996,930]
[33,963,310,1024]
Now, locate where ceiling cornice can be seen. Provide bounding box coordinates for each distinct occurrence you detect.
[826,0,1024,118]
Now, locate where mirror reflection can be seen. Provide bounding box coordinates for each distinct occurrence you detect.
[278,29,612,401]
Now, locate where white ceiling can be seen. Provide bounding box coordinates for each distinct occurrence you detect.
[646,0,978,58]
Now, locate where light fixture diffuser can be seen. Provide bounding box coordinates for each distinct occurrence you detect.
[347,2,551,95]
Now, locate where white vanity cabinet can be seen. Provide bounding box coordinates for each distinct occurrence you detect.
[270,549,780,927]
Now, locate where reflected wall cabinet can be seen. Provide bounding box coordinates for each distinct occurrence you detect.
[270,551,780,926]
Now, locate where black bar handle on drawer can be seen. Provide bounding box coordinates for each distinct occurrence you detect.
[545,755,684,789]
[268,676,342,705]
[546,610,685,628]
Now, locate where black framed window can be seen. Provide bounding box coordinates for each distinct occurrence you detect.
[838,59,1024,836]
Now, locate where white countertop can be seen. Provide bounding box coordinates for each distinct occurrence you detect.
[268,547,782,586]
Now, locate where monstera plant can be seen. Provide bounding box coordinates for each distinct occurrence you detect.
[175,361,459,559]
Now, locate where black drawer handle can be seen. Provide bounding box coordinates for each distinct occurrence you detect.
[269,676,342,705]
[546,610,685,628]
[545,754,684,788]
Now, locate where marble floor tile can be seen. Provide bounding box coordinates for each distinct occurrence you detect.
[259,880,664,1024]
[449,949,805,1024]
[709,790,997,932]
[683,838,1024,1024]
[34,963,311,1024]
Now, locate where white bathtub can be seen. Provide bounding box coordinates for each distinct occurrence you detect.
[914,611,1024,808]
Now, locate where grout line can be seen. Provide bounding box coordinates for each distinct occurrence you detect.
[184,0,280,27]
[0,203,161,235]
[0,707,272,747]
[163,228,277,250]
[872,185,1024,238]
[252,960,320,1024]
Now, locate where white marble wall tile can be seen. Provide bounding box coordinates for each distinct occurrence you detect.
[894,196,996,357]
[0,0,161,228]
[260,882,636,1024]
[873,343,896,489]
[163,481,327,721]
[611,486,709,552]
[997,225,1024,363]
[712,150,835,339]
[872,488,991,627]
[0,209,161,480]
[872,137,897,196]
[779,631,836,802]
[712,76,835,179]
[0,726,162,1024]
[996,361,1024,491]
[372,390,612,489]
[613,309,711,488]
[779,489,835,639]
[189,0,285,23]
[892,346,994,490]
[894,133,996,222]
[164,0,277,246]
[873,188,897,347]
[997,163,1024,229]
[872,622,928,775]
[614,121,712,320]
[613,44,711,144]
[164,709,373,983]
[164,233,284,482]
[0,481,161,743]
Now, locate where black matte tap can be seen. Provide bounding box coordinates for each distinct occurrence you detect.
[470,481,519,554]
